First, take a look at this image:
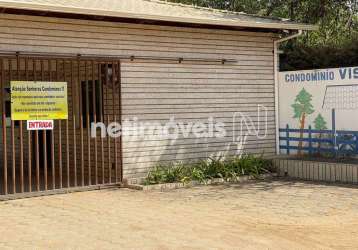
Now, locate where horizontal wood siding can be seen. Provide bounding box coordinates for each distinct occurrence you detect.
[0,14,276,179]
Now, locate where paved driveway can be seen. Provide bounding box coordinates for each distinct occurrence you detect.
[1,180,358,249]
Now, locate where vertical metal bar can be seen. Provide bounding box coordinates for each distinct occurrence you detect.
[1,58,7,195]
[114,115,118,183]
[16,54,22,194]
[25,58,31,192]
[113,61,119,183]
[92,60,98,185]
[63,60,68,188]
[111,61,117,183]
[78,57,82,119]
[11,120,15,194]
[43,128,47,190]
[70,60,75,187]
[27,129,31,193]
[80,116,84,186]
[41,60,47,191]
[101,112,104,184]
[34,59,40,192]
[33,59,36,81]
[66,119,70,188]
[104,63,110,184]
[72,60,77,187]
[85,61,91,185]
[62,59,66,187]
[56,120,62,189]
[57,60,63,189]
[53,61,59,188]
[19,121,24,193]
[48,58,52,81]
[107,115,111,183]
[73,115,77,187]
[79,60,84,186]
[35,131,40,191]
[49,59,56,190]
[98,63,103,122]
[118,60,123,182]
[111,61,115,117]
[51,125,55,189]
[16,53,20,79]
[41,60,44,80]
[98,63,104,184]
[9,59,16,194]
[105,63,109,92]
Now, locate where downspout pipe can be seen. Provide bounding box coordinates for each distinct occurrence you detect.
[274,30,303,155]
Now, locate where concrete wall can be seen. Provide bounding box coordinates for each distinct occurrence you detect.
[273,158,358,183]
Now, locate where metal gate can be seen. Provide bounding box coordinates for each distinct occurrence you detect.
[0,54,122,199]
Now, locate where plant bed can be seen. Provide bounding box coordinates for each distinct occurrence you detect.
[126,173,277,191]
[125,154,276,191]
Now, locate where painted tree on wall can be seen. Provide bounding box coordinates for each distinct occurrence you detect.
[314,113,328,150]
[291,88,314,154]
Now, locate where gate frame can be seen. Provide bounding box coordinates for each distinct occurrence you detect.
[0,52,123,200]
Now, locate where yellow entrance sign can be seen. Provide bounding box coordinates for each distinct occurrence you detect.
[11,81,68,121]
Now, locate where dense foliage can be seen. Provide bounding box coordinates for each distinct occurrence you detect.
[143,155,274,185]
[280,39,358,71]
[167,0,358,70]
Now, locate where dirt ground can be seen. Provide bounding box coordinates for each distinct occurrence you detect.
[1,180,358,249]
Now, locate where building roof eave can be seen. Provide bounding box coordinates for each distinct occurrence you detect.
[0,0,319,31]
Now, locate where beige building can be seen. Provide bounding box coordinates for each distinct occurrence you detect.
[0,0,315,199]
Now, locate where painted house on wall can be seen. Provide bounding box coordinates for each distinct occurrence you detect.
[0,0,315,199]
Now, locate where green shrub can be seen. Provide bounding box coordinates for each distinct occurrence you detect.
[143,154,273,185]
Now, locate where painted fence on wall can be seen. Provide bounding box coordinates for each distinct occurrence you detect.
[279,125,358,156]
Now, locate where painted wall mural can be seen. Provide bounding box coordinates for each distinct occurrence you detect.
[279,66,358,156]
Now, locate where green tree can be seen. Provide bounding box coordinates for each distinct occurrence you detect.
[291,88,315,154]
[313,113,328,151]
[168,0,357,47]
[167,0,358,69]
